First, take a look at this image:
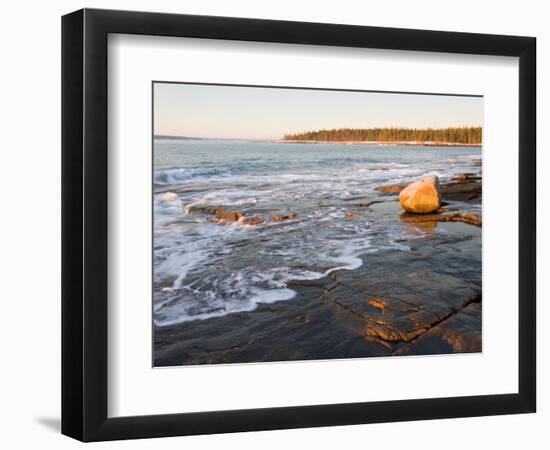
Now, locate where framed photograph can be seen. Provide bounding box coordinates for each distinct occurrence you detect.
[61,8,536,441]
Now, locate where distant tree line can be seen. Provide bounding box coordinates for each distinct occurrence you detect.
[283,127,482,144]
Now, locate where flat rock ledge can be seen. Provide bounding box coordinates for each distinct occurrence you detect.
[187,205,296,225]
[401,212,482,227]
[154,227,482,366]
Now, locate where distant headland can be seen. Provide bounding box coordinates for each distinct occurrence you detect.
[281,127,482,147]
[154,135,203,140]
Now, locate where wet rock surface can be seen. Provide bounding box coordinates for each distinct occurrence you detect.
[394,302,482,355]
[154,165,482,366]
[271,213,297,222]
[154,216,482,366]
[375,184,406,193]
[186,204,299,226]
[400,212,482,227]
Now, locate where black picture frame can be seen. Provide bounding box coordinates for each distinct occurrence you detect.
[62,8,536,442]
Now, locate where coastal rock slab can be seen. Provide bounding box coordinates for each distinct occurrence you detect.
[399,176,441,213]
[400,212,482,227]
[271,213,297,222]
[440,179,481,202]
[394,302,482,355]
[375,185,405,193]
[207,208,244,223]
[154,223,481,365]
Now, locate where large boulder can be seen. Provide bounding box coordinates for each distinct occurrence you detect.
[399,176,441,213]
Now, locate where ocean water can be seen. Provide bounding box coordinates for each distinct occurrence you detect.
[153,139,481,326]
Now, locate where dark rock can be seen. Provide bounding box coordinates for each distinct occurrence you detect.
[208,208,244,223]
[187,205,265,224]
[357,200,386,208]
[375,184,406,193]
[242,216,264,225]
[400,212,481,227]
[187,204,245,223]
[154,216,481,366]
[452,173,478,181]
[394,302,482,355]
[271,213,297,222]
[471,159,482,167]
[440,180,481,202]
[186,204,222,215]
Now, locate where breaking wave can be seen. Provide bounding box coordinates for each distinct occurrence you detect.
[154,167,234,185]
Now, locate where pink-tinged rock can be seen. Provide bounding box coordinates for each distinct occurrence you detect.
[399,176,442,214]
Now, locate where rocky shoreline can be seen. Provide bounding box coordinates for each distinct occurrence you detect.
[154,167,482,366]
[181,173,481,230]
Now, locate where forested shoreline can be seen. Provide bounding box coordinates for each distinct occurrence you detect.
[282,127,482,144]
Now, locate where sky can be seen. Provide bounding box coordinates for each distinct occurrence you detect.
[154,82,483,140]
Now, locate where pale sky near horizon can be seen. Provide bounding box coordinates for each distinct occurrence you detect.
[154,83,483,140]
